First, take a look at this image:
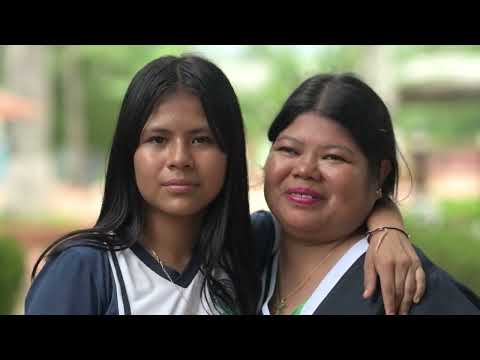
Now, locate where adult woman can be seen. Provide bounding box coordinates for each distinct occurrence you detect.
[260,73,479,315]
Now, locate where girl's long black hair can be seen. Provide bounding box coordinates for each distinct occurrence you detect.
[32,55,260,315]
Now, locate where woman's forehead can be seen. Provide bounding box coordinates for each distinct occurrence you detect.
[280,113,356,146]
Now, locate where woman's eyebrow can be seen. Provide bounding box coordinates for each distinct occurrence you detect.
[276,135,302,145]
[320,144,354,156]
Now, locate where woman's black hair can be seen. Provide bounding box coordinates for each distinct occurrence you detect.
[32,55,260,315]
[268,73,401,198]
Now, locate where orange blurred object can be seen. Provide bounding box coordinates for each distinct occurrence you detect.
[0,90,37,121]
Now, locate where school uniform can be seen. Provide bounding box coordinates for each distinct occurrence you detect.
[25,241,227,315]
[26,211,274,315]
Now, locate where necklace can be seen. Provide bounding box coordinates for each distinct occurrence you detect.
[272,241,343,315]
[148,248,193,309]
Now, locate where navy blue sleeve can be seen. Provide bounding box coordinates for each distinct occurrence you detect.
[25,245,114,315]
[250,210,276,274]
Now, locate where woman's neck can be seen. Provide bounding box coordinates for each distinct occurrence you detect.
[142,209,203,272]
[271,230,363,315]
[279,230,362,282]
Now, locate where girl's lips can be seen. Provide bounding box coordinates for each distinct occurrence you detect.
[164,184,196,194]
[162,179,198,186]
[162,180,199,194]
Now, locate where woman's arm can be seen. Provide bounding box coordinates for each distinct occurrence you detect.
[364,198,426,315]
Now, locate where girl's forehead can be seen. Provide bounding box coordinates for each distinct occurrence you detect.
[143,94,209,132]
[153,91,203,114]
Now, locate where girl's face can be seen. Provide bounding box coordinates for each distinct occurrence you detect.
[134,90,227,219]
[264,112,380,242]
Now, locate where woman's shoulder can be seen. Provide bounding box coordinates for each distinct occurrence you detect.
[412,247,480,314]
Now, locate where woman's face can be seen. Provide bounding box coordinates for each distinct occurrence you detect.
[134,90,227,219]
[264,112,379,242]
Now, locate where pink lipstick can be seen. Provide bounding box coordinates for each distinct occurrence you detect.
[285,187,322,206]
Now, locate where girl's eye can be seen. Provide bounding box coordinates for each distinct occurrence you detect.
[148,136,166,144]
[276,146,298,156]
[192,136,214,144]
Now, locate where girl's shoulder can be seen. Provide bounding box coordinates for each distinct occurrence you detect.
[25,243,116,315]
[44,242,112,274]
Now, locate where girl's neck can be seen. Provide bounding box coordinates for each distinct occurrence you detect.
[142,209,204,272]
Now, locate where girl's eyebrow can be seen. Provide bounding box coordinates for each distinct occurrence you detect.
[143,126,169,134]
[143,126,211,134]
[189,127,212,135]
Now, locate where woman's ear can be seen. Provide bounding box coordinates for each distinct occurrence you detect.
[378,160,392,187]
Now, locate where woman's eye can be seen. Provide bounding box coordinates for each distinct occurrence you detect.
[277,146,298,156]
[323,154,344,161]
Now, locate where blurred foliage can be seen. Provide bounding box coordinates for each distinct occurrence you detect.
[406,198,480,295]
[438,198,480,221]
[397,100,480,147]
[0,210,84,229]
[0,46,5,83]
[0,234,25,314]
[38,45,480,168]
[0,45,477,158]
[392,45,480,148]
[394,45,480,61]
[51,45,190,154]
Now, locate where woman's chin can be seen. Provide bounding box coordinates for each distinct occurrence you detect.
[279,214,326,235]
